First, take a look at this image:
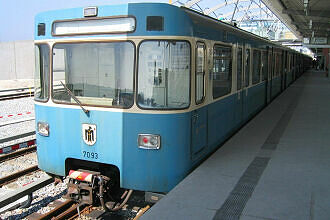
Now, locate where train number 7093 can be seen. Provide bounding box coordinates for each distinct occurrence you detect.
[82,151,98,159]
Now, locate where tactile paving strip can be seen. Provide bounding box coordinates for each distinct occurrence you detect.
[261,88,303,150]
[213,157,270,220]
[213,83,306,220]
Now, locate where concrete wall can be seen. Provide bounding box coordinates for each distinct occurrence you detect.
[0,40,34,80]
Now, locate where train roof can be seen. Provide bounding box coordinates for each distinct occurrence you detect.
[34,2,302,54]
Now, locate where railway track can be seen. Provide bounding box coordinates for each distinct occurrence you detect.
[0,140,36,162]
[0,165,39,187]
[0,134,152,219]
[27,199,79,220]
[0,92,34,101]
[0,117,35,127]
[0,175,54,211]
[25,190,153,220]
[0,87,34,101]
[0,136,38,185]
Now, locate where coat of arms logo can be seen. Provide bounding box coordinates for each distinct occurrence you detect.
[82,124,96,146]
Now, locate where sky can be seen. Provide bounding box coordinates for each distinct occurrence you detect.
[0,0,168,42]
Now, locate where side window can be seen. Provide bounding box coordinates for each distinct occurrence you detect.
[237,48,243,90]
[196,43,205,104]
[262,51,268,81]
[245,49,250,87]
[213,45,232,99]
[252,50,261,84]
[34,44,50,101]
[137,40,191,109]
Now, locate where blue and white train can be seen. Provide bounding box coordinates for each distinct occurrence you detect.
[34,3,310,206]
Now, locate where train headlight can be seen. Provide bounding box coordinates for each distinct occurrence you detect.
[138,134,161,150]
[37,122,49,136]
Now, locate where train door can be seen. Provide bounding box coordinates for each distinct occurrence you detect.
[236,46,244,125]
[281,51,285,90]
[191,42,207,160]
[262,49,269,105]
[284,51,287,88]
[242,45,251,121]
[267,49,272,103]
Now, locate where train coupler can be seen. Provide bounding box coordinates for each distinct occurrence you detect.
[64,169,106,205]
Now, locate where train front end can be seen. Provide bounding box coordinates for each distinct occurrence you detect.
[34,3,194,198]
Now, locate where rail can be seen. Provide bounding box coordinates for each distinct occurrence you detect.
[0,87,34,101]
[0,87,34,93]
[0,175,54,208]
[0,131,36,144]
[0,140,36,162]
[26,200,93,220]
[0,165,39,187]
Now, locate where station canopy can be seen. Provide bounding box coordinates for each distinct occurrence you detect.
[173,0,330,55]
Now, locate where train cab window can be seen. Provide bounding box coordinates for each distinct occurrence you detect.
[137,40,190,109]
[237,48,243,90]
[34,44,50,102]
[196,43,205,104]
[262,51,268,81]
[212,45,232,99]
[252,50,261,84]
[245,49,250,87]
[52,42,135,108]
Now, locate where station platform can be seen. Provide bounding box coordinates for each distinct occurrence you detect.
[141,70,330,220]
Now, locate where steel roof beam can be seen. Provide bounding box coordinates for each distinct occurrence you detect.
[235,10,270,21]
[302,30,329,34]
[282,9,330,18]
[221,5,268,18]
[204,0,251,15]
[262,0,302,39]
[300,28,330,32]
[292,21,330,28]
[303,44,330,49]
[184,0,202,8]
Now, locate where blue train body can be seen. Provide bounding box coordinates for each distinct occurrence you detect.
[34,3,310,193]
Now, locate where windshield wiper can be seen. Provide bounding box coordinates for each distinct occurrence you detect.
[60,81,89,115]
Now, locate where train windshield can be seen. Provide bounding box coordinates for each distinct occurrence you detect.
[138,41,190,109]
[34,44,50,101]
[52,42,134,108]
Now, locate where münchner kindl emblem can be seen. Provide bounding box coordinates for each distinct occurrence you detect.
[82,124,96,146]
